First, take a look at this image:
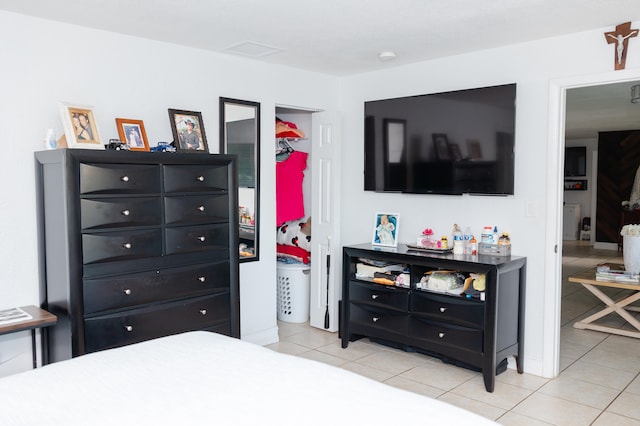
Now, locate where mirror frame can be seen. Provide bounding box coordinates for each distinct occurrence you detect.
[219,97,261,263]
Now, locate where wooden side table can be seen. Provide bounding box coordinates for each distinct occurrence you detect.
[568,266,640,338]
[0,306,57,368]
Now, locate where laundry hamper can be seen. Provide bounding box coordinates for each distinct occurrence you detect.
[277,263,311,323]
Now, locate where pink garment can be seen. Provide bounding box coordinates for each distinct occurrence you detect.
[276,151,308,226]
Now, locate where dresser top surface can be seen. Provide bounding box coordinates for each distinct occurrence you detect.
[344,243,525,267]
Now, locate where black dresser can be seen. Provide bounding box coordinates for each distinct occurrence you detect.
[35,149,239,362]
[341,243,526,392]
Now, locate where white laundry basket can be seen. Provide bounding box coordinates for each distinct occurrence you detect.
[277,262,311,323]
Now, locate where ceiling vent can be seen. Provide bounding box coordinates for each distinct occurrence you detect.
[224,41,282,58]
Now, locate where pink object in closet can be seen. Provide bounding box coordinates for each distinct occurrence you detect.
[276,150,308,226]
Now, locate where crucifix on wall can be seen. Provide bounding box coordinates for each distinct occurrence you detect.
[604,21,638,70]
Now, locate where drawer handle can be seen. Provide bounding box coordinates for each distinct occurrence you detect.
[123,288,132,295]
[439,307,447,313]
[197,205,205,212]
[199,309,207,315]
[198,276,206,283]
[371,294,379,300]
[196,176,205,182]
[372,317,379,323]
[197,236,206,242]
[438,332,445,338]
[121,209,130,216]
[125,325,133,332]
[123,242,132,249]
[121,176,130,182]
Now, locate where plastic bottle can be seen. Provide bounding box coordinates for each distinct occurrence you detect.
[463,226,472,254]
[493,226,499,245]
[470,236,478,255]
[44,129,57,150]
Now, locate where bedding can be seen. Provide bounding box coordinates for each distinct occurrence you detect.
[0,331,498,425]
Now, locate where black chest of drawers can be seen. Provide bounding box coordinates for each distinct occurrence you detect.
[35,149,240,362]
[341,244,526,392]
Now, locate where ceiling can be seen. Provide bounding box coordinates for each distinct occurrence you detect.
[1,0,640,138]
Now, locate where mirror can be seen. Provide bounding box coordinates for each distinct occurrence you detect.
[220,97,260,262]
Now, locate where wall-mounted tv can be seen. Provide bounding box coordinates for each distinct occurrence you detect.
[564,146,586,177]
[364,83,517,195]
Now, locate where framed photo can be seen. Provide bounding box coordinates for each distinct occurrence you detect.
[58,102,103,149]
[467,139,483,159]
[115,118,150,151]
[432,133,450,161]
[372,212,399,247]
[168,109,208,152]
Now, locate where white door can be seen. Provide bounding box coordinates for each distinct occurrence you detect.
[310,110,341,331]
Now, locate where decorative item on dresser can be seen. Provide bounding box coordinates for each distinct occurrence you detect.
[34,149,239,363]
[341,243,527,392]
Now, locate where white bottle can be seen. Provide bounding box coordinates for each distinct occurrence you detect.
[44,129,57,150]
[463,226,472,254]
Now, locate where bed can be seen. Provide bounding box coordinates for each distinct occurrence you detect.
[0,331,497,425]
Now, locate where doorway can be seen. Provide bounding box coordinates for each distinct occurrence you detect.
[549,72,640,378]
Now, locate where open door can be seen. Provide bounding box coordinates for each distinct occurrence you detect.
[310,110,341,332]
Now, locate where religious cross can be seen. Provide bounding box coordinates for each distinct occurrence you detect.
[605,21,638,70]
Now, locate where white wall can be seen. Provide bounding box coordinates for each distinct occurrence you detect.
[0,11,339,375]
[340,24,640,378]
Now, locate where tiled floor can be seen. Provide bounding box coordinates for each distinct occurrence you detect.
[267,242,640,425]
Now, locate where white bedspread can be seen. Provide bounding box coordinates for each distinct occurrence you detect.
[0,331,497,425]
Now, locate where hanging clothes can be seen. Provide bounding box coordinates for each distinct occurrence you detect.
[276,150,308,226]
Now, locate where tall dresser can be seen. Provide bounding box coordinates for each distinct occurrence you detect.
[35,149,239,363]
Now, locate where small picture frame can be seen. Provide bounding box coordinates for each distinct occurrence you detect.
[58,102,103,149]
[432,133,450,161]
[467,139,483,160]
[372,212,399,247]
[168,109,208,152]
[115,118,150,151]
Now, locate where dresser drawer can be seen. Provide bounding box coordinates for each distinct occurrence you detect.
[411,291,484,328]
[165,223,229,255]
[350,281,408,311]
[83,261,231,315]
[350,302,409,335]
[164,194,230,225]
[82,229,163,264]
[409,317,483,353]
[81,197,162,230]
[84,293,231,353]
[80,163,161,194]
[164,165,229,193]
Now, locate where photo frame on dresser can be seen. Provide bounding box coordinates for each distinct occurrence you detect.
[115,118,150,151]
[168,109,208,153]
[372,212,399,247]
[58,102,104,149]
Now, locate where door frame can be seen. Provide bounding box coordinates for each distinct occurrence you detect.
[545,68,640,378]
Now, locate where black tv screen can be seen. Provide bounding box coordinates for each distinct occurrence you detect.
[364,84,516,195]
[564,146,586,177]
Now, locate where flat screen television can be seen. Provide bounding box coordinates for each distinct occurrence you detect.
[564,146,586,177]
[364,83,517,195]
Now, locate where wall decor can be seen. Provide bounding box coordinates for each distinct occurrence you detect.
[58,102,103,149]
[604,21,638,71]
[115,118,149,151]
[372,212,399,247]
[168,109,208,152]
